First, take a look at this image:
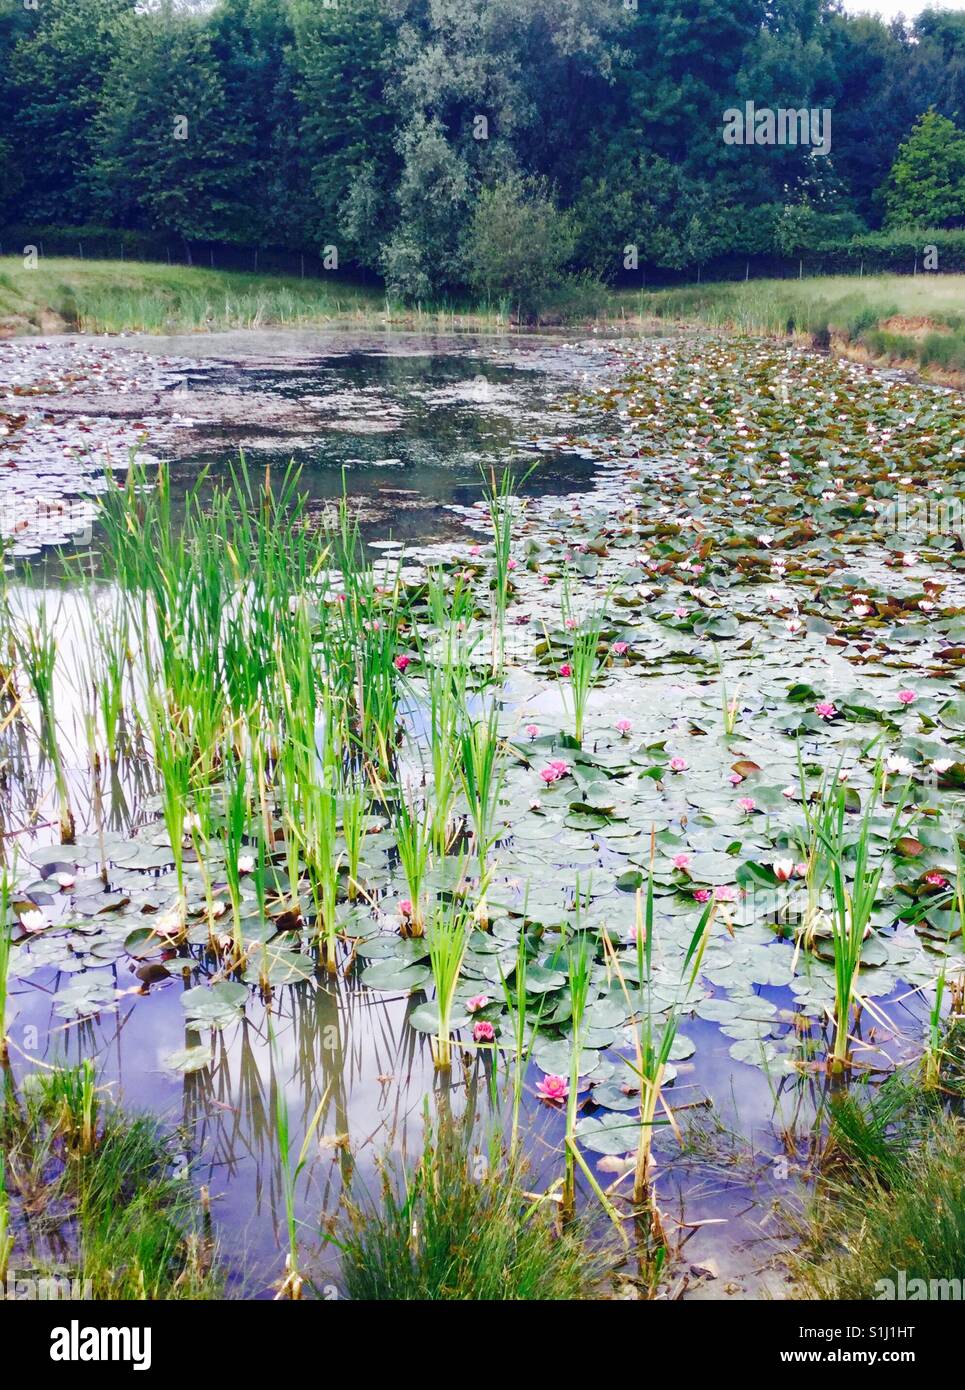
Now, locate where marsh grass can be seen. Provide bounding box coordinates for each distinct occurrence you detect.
[796,1089,965,1300]
[337,1120,607,1300]
[3,1064,220,1299]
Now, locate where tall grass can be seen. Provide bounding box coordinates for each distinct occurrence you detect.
[337,1121,605,1300]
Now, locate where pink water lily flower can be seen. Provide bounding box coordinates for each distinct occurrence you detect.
[773,859,795,881]
[473,1021,496,1043]
[693,889,712,903]
[559,662,572,677]
[393,654,411,672]
[612,641,629,655]
[507,557,518,570]
[815,701,837,720]
[399,899,413,917]
[615,719,633,736]
[672,853,692,870]
[525,724,539,738]
[738,796,756,813]
[728,772,744,786]
[897,689,917,705]
[539,759,571,784]
[466,994,490,1013]
[714,885,738,903]
[923,871,948,888]
[536,1074,569,1104]
[669,756,688,773]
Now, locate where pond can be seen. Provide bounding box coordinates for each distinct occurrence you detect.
[0,328,962,1300]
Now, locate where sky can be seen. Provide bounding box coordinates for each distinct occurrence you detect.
[839,0,964,17]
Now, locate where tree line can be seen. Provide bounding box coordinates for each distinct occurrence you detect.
[1,0,963,307]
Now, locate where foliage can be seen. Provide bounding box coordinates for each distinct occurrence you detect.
[337,1123,606,1300]
[883,110,965,230]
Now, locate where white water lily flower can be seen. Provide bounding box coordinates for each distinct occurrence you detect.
[885,755,914,777]
[773,859,794,881]
[50,871,75,889]
[932,759,954,774]
[19,908,47,932]
[237,854,255,875]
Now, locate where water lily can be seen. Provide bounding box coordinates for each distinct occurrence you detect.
[714,885,737,903]
[18,908,47,933]
[923,872,948,889]
[50,871,76,889]
[693,888,712,903]
[785,618,802,634]
[466,994,490,1013]
[885,755,914,776]
[611,641,629,656]
[399,898,413,917]
[473,1021,495,1043]
[669,756,688,772]
[815,701,837,720]
[932,758,953,774]
[559,662,572,677]
[672,853,691,870]
[728,771,743,786]
[394,654,411,672]
[525,723,539,738]
[773,859,794,881]
[896,689,916,705]
[738,796,756,813]
[615,719,632,736]
[535,1073,569,1104]
[237,854,255,875]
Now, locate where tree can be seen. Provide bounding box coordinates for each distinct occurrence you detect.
[883,111,965,229]
[289,0,399,268]
[464,173,574,319]
[382,115,472,301]
[92,6,252,242]
[8,0,135,224]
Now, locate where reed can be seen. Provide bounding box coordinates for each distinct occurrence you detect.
[390,780,433,937]
[0,866,11,1068]
[426,892,472,1070]
[458,699,505,902]
[13,601,74,843]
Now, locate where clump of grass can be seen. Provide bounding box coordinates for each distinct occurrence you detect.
[796,1098,965,1300]
[336,1122,607,1300]
[3,1064,220,1299]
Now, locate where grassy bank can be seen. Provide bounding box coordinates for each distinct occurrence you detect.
[616,273,965,379]
[2,256,964,381]
[0,256,501,335]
